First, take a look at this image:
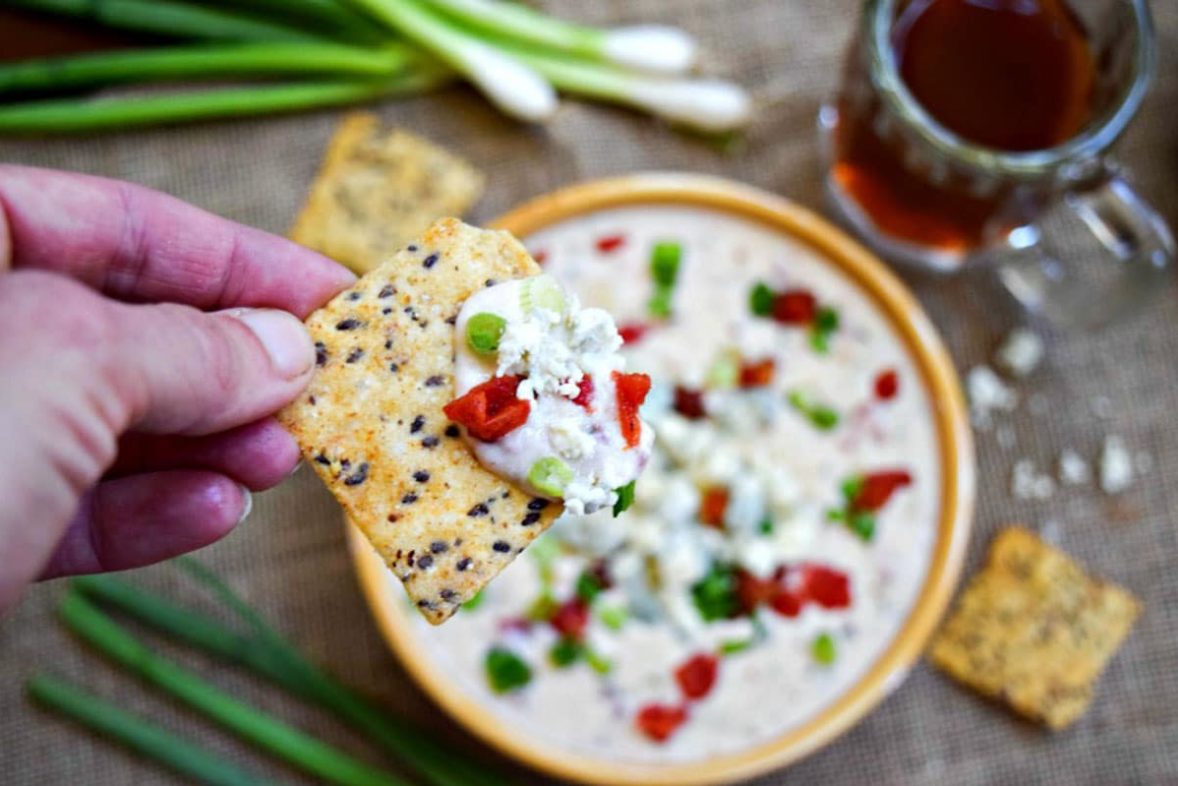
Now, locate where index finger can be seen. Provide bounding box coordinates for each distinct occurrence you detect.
[0,164,354,317]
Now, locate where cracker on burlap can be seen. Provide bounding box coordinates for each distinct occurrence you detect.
[279,218,560,624]
[290,113,485,274]
[929,527,1141,729]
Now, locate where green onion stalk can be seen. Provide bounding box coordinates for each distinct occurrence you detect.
[28,674,293,786]
[0,42,426,97]
[0,71,451,134]
[198,0,393,44]
[72,570,507,786]
[6,0,322,43]
[58,591,411,786]
[419,0,697,74]
[344,0,557,122]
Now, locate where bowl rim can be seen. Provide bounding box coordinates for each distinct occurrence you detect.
[350,172,976,786]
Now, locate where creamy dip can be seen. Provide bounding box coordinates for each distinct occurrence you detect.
[402,205,942,763]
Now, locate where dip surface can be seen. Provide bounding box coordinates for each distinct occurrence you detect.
[398,205,942,763]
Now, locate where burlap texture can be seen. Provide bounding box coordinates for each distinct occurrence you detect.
[2,1,1177,783]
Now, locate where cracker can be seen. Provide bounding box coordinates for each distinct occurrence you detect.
[278,218,560,624]
[929,527,1141,729]
[290,113,485,274]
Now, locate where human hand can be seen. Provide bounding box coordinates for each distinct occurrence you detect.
[0,165,354,610]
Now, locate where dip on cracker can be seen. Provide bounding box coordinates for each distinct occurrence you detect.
[449,275,653,516]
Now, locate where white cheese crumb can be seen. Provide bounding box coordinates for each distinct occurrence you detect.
[1012,459,1055,500]
[1057,449,1091,486]
[967,365,1018,429]
[996,328,1044,378]
[1099,435,1133,494]
[548,420,596,462]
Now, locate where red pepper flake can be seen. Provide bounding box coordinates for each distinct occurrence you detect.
[442,375,530,442]
[675,654,719,700]
[531,249,548,265]
[613,371,651,448]
[635,703,688,743]
[572,375,594,411]
[803,565,852,609]
[673,386,707,420]
[851,470,913,512]
[595,234,626,254]
[772,289,817,325]
[698,487,729,528]
[618,322,649,345]
[874,369,899,401]
[738,358,776,388]
[549,598,590,639]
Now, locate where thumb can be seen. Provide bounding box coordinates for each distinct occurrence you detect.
[109,300,316,435]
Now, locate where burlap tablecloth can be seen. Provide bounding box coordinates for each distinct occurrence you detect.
[2,2,1176,783]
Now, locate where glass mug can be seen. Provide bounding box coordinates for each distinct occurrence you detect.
[819,0,1174,328]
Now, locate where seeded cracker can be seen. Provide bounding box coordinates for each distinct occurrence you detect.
[929,527,1140,729]
[279,218,560,623]
[290,113,485,274]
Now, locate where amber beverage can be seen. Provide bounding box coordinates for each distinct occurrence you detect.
[820,0,1171,326]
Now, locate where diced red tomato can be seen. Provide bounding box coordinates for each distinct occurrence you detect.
[618,322,649,345]
[769,589,804,617]
[595,234,626,253]
[613,371,651,448]
[675,654,719,700]
[739,358,776,388]
[772,290,817,325]
[802,564,851,609]
[573,375,594,411]
[673,386,707,420]
[851,470,913,512]
[735,570,778,613]
[442,375,530,442]
[635,704,688,743]
[698,487,729,529]
[549,599,590,639]
[874,369,899,400]
[532,249,548,265]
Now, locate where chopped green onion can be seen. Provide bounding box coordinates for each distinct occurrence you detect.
[758,517,775,536]
[849,512,876,541]
[526,592,558,622]
[527,457,573,497]
[465,312,506,356]
[841,475,864,503]
[548,638,583,668]
[528,535,560,588]
[787,390,840,431]
[598,605,628,631]
[650,241,682,287]
[648,286,674,319]
[749,282,775,317]
[461,590,485,611]
[575,571,605,603]
[691,563,739,622]
[705,349,740,389]
[812,633,837,665]
[825,508,846,523]
[485,648,532,693]
[810,306,840,354]
[520,274,565,314]
[612,480,636,517]
[585,650,613,675]
[347,0,557,122]
[719,639,753,655]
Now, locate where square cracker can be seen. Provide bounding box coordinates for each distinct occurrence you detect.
[289,113,485,274]
[279,218,561,624]
[929,527,1141,729]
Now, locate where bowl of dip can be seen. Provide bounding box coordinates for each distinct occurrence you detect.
[350,173,975,784]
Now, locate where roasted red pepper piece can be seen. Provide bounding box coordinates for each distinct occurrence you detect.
[772,289,817,324]
[851,470,913,512]
[735,569,778,614]
[802,565,852,609]
[442,375,530,442]
[675,654,720,700]
[549,598,590,639]
[673,386,707,420]
[698,487,729,529]
[613,371,651,448]
[635,704,688,742]
[595,234,626,253]
[573,375,594,411]
[874,369,899,400]
[769,589,804,618]
[618,322,649,345]
[738,358,776,388]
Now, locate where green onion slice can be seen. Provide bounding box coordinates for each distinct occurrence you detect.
[528,457,573,497]
[465,312,506,356]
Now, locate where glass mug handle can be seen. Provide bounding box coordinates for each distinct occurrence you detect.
[997,165,1175,330]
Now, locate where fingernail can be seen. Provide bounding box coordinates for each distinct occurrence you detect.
[231,309,314,379]
[236,484,254,525]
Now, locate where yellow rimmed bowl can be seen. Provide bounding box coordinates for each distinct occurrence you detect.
[350,173,975,785]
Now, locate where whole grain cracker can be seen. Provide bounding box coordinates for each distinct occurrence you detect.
[929,527,1141,729]
[279,218,560,623]
[290,113,485,274]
